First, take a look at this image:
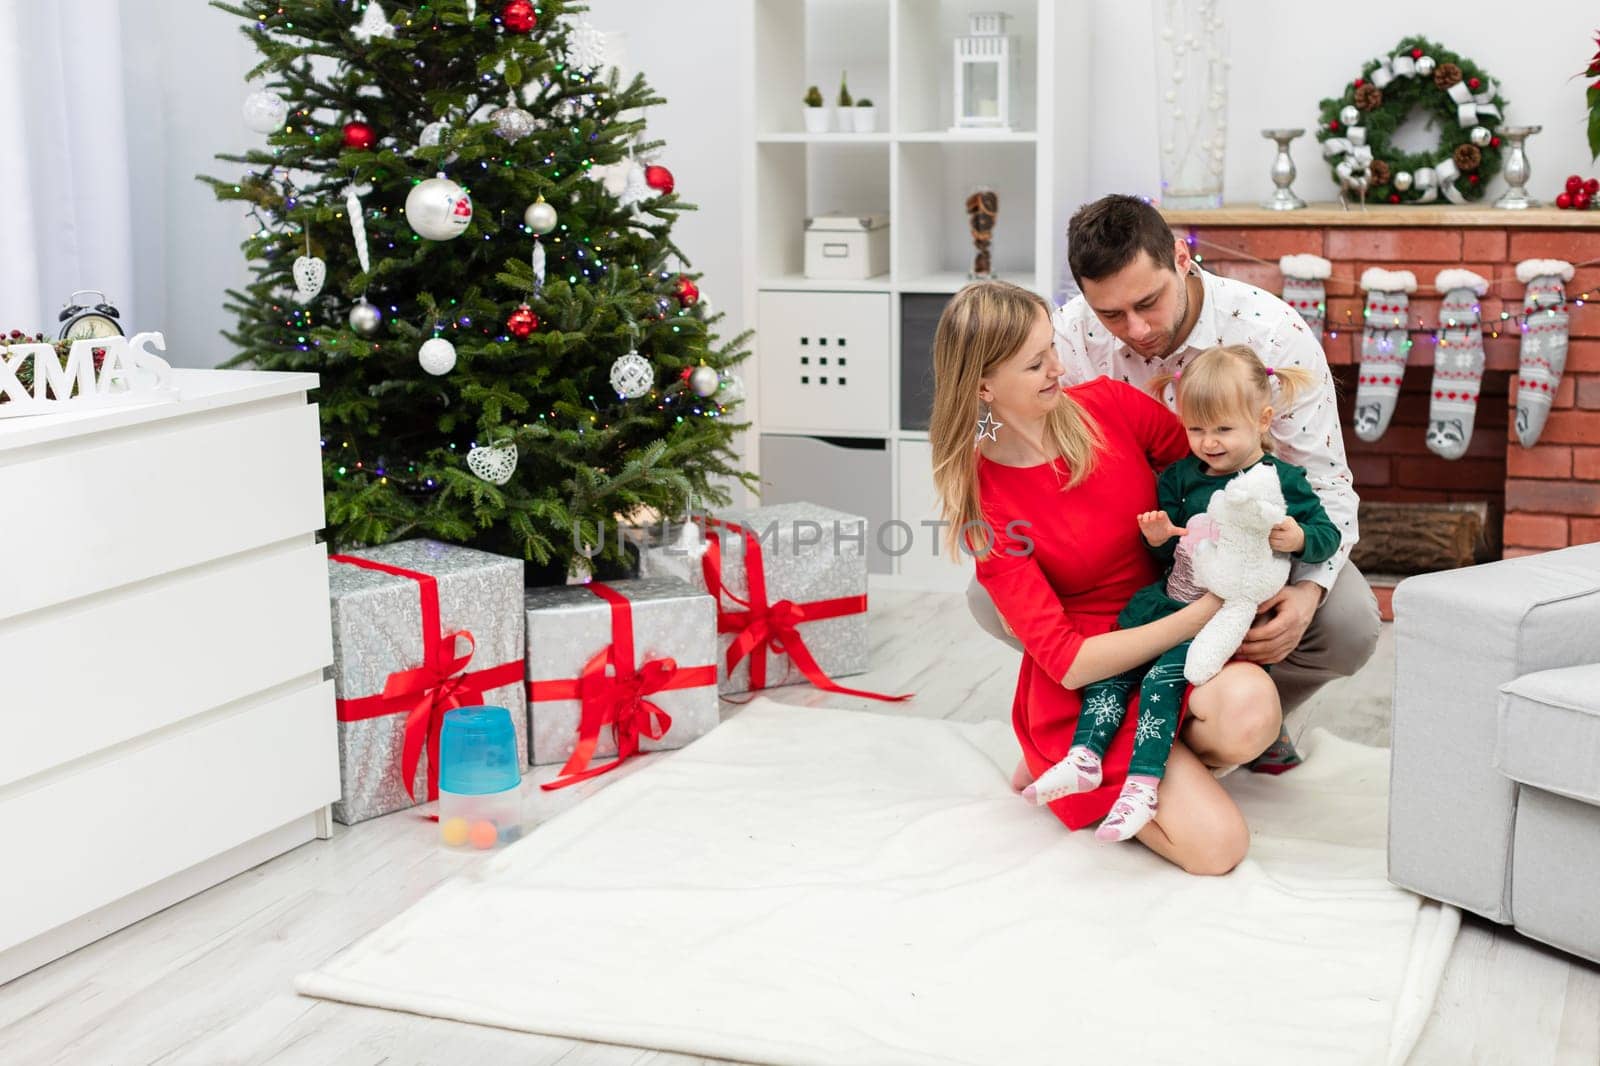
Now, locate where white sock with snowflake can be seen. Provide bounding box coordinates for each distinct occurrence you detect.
[1094,774,1160,843]
[1516,259,1576,448]
[1353,268,1417,442]
[1426,270,1490,460]
[1023,745,1103,805]
[1280,254,1332,342]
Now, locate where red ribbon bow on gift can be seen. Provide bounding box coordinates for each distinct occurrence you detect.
[697,516,911,702]
[530,582,717,790]
[331,554,524,803]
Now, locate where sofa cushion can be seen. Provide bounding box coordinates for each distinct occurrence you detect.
[1496,663,1600,806]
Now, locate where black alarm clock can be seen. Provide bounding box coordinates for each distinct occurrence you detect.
[58,290,124,341]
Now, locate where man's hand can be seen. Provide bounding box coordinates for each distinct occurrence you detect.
[1137,510,1184,547]
[1237,581,1321,665]
[1267,516,1305,554]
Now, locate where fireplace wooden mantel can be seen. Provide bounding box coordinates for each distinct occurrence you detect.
[1160,203,1600,581]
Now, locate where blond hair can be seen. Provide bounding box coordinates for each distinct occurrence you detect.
[1148,344,1316,452]
[929,281,1101,562]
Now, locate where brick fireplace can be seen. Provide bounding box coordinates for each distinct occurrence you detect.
[1163,204,1600,614]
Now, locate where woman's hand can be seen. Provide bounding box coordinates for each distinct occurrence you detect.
[1137,510,1184,547]
[1268,516,1305,554]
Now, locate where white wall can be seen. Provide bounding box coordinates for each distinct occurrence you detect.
[1087,1,1599,205]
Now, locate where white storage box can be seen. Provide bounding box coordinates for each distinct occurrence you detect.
[804,212,889,280]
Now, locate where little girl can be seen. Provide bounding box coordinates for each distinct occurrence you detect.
[1023,344,1341,842]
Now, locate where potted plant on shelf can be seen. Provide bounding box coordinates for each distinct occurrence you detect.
[837,72,853,131]
[854,97,876,134]
[803,85,828,133]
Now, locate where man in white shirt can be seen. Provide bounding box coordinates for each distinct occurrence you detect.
[968,194,1381,743]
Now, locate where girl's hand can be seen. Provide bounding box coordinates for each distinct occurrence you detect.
[1268,516,1305,553]
[1137,510,1184,546]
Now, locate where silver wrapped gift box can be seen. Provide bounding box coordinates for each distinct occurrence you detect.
[328,540,527,824]
[638,501,870,696]
[525,578,719,770]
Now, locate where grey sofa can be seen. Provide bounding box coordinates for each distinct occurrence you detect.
[1389,541,1600,964]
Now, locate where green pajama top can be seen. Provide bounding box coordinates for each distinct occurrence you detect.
[1117,453,1343,629]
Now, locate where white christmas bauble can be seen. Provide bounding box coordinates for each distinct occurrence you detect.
[1393,170,1414,192]
[466,442,517,485]
[242,90,288,134]
[349,300,383,336]
[1415,56,1436,77]
[688,365,719,398]
[610,351,653,399]
[418,337,457,375]
[1339,105,1361,128]
[524,199,558,234]
[405,173,473,240]
[491,105,536,143]
[292,255,326,304]
[1470,125,1492,147]
[419,120,448,146]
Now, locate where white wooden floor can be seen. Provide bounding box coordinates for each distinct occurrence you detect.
[2,585,1598,1065]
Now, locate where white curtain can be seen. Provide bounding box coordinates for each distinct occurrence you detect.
[0,0,137,337]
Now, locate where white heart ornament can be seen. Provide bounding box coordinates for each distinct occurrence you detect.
[466,442,518,485]
[292,255,326,304]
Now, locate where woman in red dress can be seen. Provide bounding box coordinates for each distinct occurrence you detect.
[930,281,1281,874]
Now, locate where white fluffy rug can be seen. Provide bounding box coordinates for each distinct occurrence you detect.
[297,700,1457,1066]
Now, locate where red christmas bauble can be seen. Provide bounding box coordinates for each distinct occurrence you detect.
[506,303,539,337]
[1567,175,1583,193]
[342,121,376,150]
[1389,194,1401,203]
[1558,192,1573,210]
[1586,178,1599,195]
[673,275,699,307]
[501,0,536,32]
[1579,193,1594,211]
[644,165,675,195]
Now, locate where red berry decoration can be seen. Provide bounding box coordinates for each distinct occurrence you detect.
[501,0,536,33]
[644,165,675,195]
[1468,77,1480,90]
[1411,48,1423,58]
[1354,78,1365,88]
[1490,136,1500,148]
[1468,174,1479,185]
[1567,175,1583,194]
[1558,192,1573,210]
[1328,120,1340,131]
[506,303,539,337]
[342,121,376,150]
[673,275,699,307]
[1389,194,1401,203]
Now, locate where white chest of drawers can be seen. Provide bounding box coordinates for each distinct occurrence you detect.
[0,369,340,984]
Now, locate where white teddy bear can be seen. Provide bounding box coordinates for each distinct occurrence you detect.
[1184,462,1290,686]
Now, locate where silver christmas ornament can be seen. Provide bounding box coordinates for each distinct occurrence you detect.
[1393,170,1414,192]
[419,120,448,147]
[610,351,653,399]
[491,105,536,143]
[405,172,473,240]
[688,365,719,398]
[1415,55,1437,77]
[524,199,558,234]
[349,299,383,336]
[1339,105,1361,128]
[242,90,288,134]
[418,337,457,375]
[1470,125,1492,148]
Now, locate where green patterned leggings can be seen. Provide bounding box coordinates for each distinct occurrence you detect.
[1069,640,1190,779]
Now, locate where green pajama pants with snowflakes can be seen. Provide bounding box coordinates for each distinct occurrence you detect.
[1070,640,1189,780]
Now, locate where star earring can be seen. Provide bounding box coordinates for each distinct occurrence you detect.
[975,401,1003,444]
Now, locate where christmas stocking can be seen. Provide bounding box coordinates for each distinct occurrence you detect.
[1279,254,1332,342]
[1353,268,1417,442]
[1515,258,1576,448]
[1426,269,1490,460]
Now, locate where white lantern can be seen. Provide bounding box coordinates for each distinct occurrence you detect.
[952,12,1014,132]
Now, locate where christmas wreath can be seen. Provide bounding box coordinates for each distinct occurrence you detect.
[1317,36,1508,204]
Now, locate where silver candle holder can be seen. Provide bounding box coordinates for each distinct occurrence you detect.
[1261,128,1307,211]
[1493,126,1541,210]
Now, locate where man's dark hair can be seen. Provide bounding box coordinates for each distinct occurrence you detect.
[1066,194,1177,285]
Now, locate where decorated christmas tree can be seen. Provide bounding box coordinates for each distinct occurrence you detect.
[205,0,751,581]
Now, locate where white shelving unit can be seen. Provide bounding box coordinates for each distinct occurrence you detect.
[741,0,1090,589]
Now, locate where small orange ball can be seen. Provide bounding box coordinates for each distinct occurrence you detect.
[440,817,470,847]
[468,820,499,849]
